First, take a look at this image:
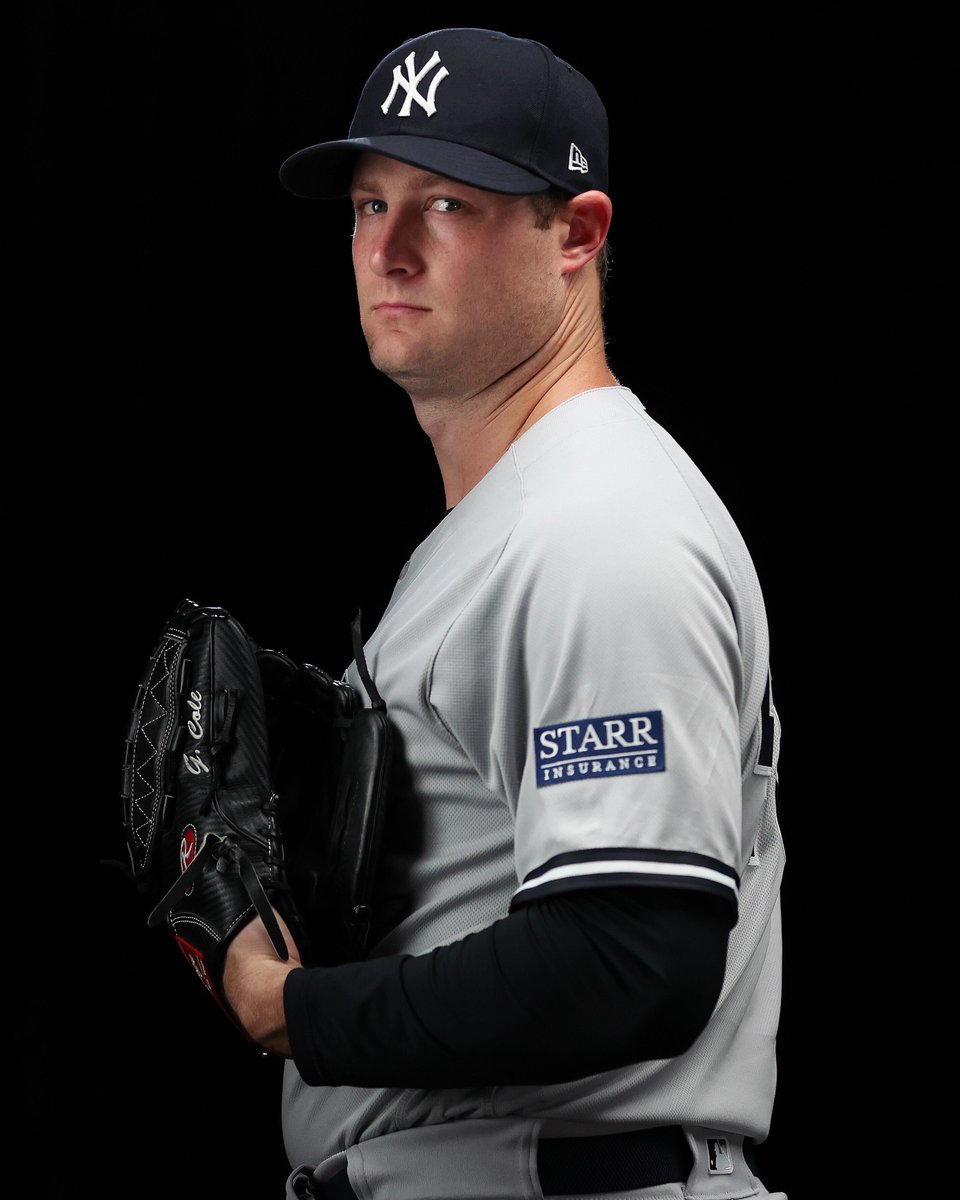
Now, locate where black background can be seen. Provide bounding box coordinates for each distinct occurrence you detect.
[24,4,915,1196]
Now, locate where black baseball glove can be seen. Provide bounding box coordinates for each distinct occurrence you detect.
[117,598,392,1033]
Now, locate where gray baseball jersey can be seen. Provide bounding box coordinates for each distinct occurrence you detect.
[282,385,784,1167]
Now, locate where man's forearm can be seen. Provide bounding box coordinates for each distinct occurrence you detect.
[222,911,302,1055]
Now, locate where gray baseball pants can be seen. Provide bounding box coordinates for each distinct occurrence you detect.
[285,1119,788,1199]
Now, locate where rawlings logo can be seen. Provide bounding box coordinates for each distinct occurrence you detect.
[179,824,197,873]
[179,824,198,896]
[381,49,449,117]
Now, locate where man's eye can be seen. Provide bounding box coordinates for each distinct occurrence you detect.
[357,199,387,216]
[429,198,462,212]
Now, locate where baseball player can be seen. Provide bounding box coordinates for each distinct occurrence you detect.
[222,27,787,1200]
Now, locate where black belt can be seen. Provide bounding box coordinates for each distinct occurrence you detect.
[312,1125,759,1197]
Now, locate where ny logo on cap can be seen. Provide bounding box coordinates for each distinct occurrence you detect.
[381,50,450,118]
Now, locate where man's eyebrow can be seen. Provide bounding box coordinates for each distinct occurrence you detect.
[350,170,460,194]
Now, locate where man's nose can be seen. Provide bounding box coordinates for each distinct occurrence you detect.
[368,211,423,278]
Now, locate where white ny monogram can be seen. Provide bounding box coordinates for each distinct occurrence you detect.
[381,50,450,117]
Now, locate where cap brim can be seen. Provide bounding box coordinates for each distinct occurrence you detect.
[279,135,552,198]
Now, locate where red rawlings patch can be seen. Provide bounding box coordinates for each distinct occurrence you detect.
[174,934,243,1032]
[175,935,213,994]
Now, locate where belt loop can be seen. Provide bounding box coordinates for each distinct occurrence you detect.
[286,1165,320,1199]
[287,1153,353,1200]
[680,1126,760,1199]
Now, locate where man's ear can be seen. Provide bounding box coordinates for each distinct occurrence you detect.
[559,191,613,275]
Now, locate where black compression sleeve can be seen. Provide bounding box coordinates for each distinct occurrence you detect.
[284,886,731,1088]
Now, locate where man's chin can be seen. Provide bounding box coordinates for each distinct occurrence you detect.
[368,349,433,394]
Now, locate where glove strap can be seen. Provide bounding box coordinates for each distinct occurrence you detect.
[351,610,386,712]
[147,834,219,925]
[147,833,289,963]
[236,849,290,961]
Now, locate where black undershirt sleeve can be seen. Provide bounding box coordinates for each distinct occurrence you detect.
[284,886,732,1088]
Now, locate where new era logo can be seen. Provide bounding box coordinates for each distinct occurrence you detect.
[381,50,450,117]
[568,143,589,174]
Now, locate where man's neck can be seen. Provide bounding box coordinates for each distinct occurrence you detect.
[409,325,617,509]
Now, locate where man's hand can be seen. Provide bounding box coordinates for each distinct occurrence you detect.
[222,909,303,1056]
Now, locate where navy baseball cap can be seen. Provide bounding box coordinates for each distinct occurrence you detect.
[279,27,609,198]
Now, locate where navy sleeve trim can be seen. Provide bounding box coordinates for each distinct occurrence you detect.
[511,847,739,911]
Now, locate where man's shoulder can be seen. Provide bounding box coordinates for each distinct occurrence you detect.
[512,387,708,526]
